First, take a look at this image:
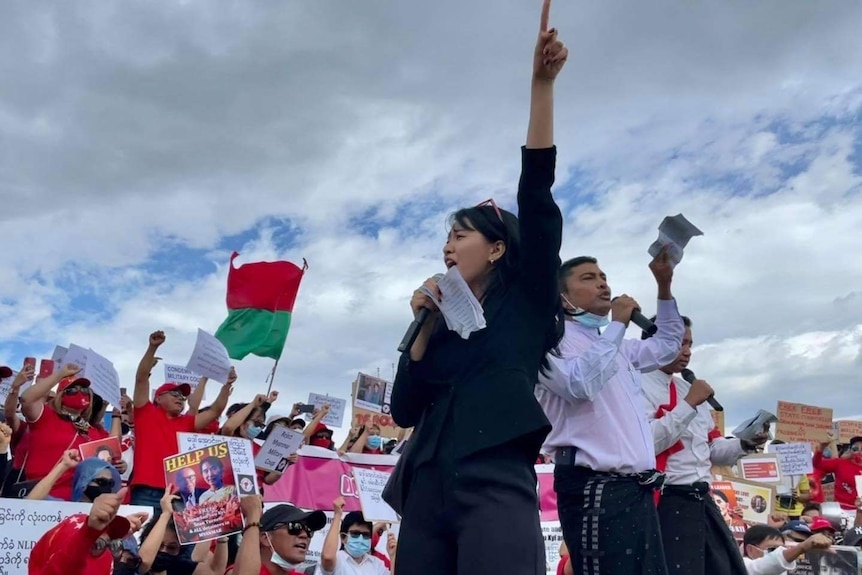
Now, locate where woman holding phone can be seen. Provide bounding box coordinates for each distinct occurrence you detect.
[389,2,568,572]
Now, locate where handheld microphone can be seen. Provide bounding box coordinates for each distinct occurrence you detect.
[397,273,445,353]
[611,296,657,335]
[681,368,724,412]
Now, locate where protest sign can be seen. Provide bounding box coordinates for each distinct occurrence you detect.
[177,433,258,494]
[164,363,205,399]
[0,369,20,404]
[714,477,775,526]
[59,344,121,407]
[254,426,304,473]
[834,420,862,444]
[79,436,123,464]
[0,499,151,575]
[772,442,813,476]
[51,345,68,364]
[307,392,347,428]
[352,467,399,523]
[61,343,89,372]
[711,409,725,436]
[352,373,400,437]
[789,546,858,575]
[186,329,232,383]
[776,401,833,446]
[164,442,251,544]
[739,453,782,483]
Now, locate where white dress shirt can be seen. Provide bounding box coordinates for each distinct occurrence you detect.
[536,298,684,474]
[641,370,746,485]
[316,550,389,575]
[743,550,796,575]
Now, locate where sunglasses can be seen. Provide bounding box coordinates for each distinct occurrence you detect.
[163,390,187,400]
[63,386,89,396]
[275,522,314,537]
[476,198,503,222]
[347,531,372,540]
[92,537,125,557]
[90,477,115,489]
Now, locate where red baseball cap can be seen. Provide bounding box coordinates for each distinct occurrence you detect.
[155,382,191,398]
[58,377,91,392]
[0,366,13,379]
[810,517,836,533]
[312,422,332,437]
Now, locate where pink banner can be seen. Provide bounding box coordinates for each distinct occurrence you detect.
[264,453,558,522]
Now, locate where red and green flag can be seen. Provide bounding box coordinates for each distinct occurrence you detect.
[214,252,307,361]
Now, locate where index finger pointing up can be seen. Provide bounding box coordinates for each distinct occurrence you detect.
[540,0,551,32]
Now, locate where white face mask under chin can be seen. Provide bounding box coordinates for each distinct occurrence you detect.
[266,533,299,570]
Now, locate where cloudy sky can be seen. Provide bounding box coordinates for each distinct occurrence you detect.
[2,1,862,437]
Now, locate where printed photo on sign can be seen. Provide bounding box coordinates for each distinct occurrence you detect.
[739,453,782,483]
[177,432,260,495]
[711,482,748,542]
[79,436,123,464]
[354,372,390,414]
[164,442,243,544]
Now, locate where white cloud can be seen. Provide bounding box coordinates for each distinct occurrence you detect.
[2,1,862,440]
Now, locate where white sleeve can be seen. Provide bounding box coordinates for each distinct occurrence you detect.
[710,437,746,466]
[742,549,796,575]
[619,298,684,372]
[647,401,698,454]
[539,323,626,402]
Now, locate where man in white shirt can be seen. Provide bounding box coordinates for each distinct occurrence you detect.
[536,249,683,575]
[640,317,767,575]
[318,497,394,575]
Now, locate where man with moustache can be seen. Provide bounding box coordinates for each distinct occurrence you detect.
[640,317,767,575]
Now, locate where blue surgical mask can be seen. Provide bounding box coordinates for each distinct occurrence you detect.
[345,535,372,558]
[823,448,833,458]
[247,424,263,438]
[367,435,382,449]
[572,312,610,329]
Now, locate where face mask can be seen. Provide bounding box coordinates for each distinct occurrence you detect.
[345,535,372,558]
[561,293,610,329]
[266,533,299,570]
[852,452,862,466]
[367,435,382,449]
[61,393,91,411]
[84,482,114,502]
[246,424,263,438]
[310,437,332,449]
[823,448,832,458]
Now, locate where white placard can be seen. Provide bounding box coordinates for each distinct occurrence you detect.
[307,393,347,428]
[61,343,89,371]
[0,499,153,575]
[164,363,205,400]
[51,345,68,364]
[254,426,304,473]
[772,442,814,476]
[0,369,20,404]
[186,329,232,383]
[352,467,399,523]
[177,432,259,494]
[85,348,121,408]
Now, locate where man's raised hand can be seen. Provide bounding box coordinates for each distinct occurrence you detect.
[534,0,568,82]
[149,330,166,349]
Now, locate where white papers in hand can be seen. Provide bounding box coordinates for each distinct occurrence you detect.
[648,214,704,268]
[420,267,486,339]
[186,329,233,383]
[732,409,778,442]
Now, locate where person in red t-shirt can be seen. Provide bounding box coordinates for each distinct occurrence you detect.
[29,487,132,575]
[130,330,234,508]
[814,433,862,510]
[19,364,101,500]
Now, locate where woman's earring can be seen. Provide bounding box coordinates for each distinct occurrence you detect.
[489,258,496,264]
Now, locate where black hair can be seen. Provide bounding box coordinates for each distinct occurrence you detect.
[201,456,224,471]
[340,511,372,535]
[88,394,106,426]
[449,204,564,373]
[641,316,692,340]
[712,489,729,503]
[140,510,177,543]
[742,525,782,556]
[802,503,822,515]
[558,256,599,293]
[226,403,246,418]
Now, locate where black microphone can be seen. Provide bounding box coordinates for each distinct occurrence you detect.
[397,273,444,353]
[611,297,657,335]
[681,369,723,412]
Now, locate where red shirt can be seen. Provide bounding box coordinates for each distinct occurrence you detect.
[30,514,113,575]
[11,422,30,469]
[25,406,93,500]
[131,402,196,489]
[813,451,862,509]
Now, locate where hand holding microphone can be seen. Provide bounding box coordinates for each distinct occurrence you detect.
[611,295,658,335]
[398,273,445,353]
[680,369,723,412]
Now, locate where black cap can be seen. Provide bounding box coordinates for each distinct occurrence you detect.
[261,504,326,532]
[844,526,862,547]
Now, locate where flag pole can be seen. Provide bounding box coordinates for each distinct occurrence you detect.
[265,359,280,396]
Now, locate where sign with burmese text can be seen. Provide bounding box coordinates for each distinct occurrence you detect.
[775,401,833,446]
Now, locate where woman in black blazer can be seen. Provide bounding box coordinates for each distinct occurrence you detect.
[389,2,568,572]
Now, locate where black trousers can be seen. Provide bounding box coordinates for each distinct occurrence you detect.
[395,441,546,575]
[657,486,746,575]
[555,466,668,575]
